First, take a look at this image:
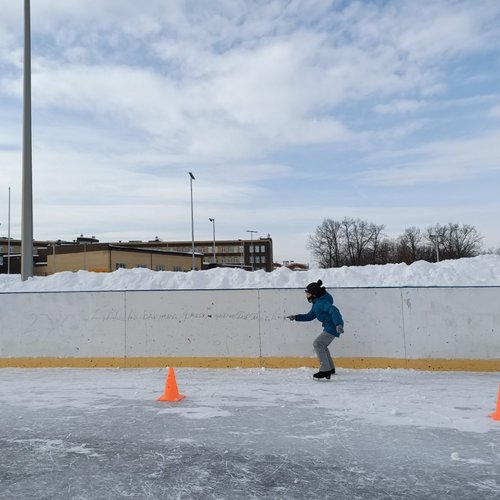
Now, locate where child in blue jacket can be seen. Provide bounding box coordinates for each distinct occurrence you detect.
[288,280,344,380]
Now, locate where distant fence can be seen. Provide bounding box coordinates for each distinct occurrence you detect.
[0,287,499,370]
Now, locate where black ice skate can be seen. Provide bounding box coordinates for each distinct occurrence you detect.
[313,370,331,381]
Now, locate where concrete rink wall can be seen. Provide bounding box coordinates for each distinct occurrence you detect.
[0,287,499,370]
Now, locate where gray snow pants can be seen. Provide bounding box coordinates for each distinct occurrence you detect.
[313,331,335,372]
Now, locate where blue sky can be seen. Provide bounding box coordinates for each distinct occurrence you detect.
[1,0,499,265]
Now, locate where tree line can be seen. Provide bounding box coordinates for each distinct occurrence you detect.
[307,217,495,268]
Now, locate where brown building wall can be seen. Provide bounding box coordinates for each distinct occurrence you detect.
[160,238,273,271]
[34,247,200,276]
[110,250,150,271]
[35,250,110,276]
[150,253,193,272]
[110,250,197,272]
[0,240,20,254]
[3,237,272,274]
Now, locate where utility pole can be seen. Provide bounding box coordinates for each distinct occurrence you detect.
[209,218,216,263]
[189,172,195,270]
[7,187,11,274]
[21,0,33,280]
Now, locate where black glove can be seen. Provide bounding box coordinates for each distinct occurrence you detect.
[286,315,296,321]
[336,325,344,334]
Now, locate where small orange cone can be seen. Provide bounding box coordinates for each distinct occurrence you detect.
[157,367,185,402]
[489,384,500,421]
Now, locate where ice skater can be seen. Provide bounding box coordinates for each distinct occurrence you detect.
[287,280,344,380]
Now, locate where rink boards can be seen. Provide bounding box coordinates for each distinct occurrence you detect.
[0,287,499,370]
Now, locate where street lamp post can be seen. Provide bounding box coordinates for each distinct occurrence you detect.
[189,172,195,270]
[21,0,33,280]
[7,187,11,274]
[209,218,216,264]
[246,230,257,271]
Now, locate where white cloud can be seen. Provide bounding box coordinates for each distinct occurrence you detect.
[360,130,500,186]
[490,104,500,118]
[2,0,499,163]
[374,100,424,114]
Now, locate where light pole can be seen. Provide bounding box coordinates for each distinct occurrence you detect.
[429,234,440,262]
[7,187,11,274]
[246,230,257,271]
[209,218,216,264]
[21,0,33,280]
[189,172,195,270]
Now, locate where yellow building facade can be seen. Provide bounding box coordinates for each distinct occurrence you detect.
[34,244,202,276]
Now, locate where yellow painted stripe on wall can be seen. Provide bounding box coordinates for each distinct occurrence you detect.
[0,357,499,371]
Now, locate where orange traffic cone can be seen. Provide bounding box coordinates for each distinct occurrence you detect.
[490,384,500,421]
[157,367,185,402]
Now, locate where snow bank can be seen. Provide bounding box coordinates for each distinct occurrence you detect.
[1,255,499,292]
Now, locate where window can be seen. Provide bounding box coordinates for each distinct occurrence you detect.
[136,264,147,268]
[222,256,240,264]
[116,263,127,269]
[155,265,165,271]
[173,266,182,272]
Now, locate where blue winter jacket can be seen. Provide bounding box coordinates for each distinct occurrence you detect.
[295,291,344,337]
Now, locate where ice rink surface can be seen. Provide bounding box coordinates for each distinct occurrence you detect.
[1,368,499,499]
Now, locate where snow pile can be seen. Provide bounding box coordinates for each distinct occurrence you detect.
[0,255,499,292]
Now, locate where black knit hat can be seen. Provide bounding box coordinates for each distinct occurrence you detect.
[305,280,324,297]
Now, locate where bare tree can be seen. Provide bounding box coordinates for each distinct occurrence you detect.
[308,217,385,267]
[425,223,483,260]
[307,218,342,268]
[448,223,483,258]
[481,247,500,255]
[341,217,385,266]
[309,219,484,267]
[374,238,398,264]
[369,224,387,263]
[397,226,424,263]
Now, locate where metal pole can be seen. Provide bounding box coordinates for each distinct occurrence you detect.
[7,187,11,274]
[189,172,195,270]
[21,0,33,280]
[246,230,257,271]
[209,218,216,263]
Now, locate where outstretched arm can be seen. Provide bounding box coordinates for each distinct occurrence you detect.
[294,307,316,322]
